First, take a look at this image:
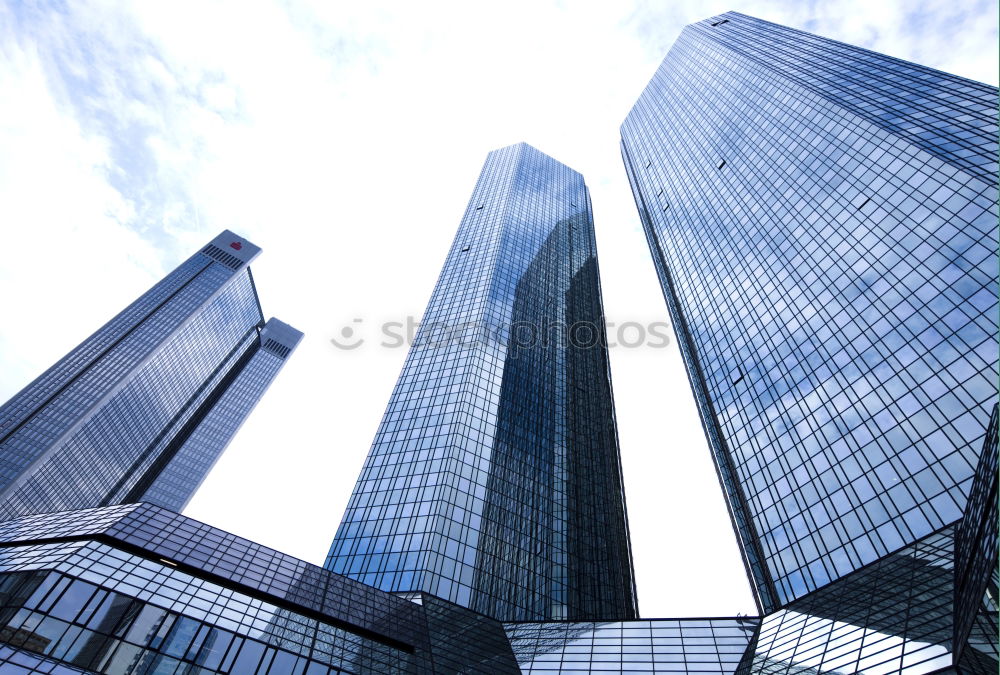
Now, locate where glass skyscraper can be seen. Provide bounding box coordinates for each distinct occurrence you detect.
[621,9,998,672]
[133,317,302,513]
[0,231,302,519]
[622,9,998,612]
[325,143,637,622]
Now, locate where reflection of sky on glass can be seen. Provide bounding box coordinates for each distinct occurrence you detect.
[750,527,960,673]
[621,11,998,610]
[0,258,263,521]
[326,143,635,621]
[756,610,951,674]
[506,618,759,673]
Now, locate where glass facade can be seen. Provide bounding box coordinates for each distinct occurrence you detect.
[133,318,303,513]
[749,526,958,674]
[0,231,301,519]
[953,403,999,672]
[0,499,995,674]
[505,618,759,673]
[0,504,521,674]
[325,143,636,622]
[621,11,999,612]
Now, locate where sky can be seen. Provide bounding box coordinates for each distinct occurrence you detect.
[0,0,996,618]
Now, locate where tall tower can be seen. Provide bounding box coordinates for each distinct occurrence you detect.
[127,317,302,512]
[621,9,998,619]
[0,231,302,519]
[325,143,637,622]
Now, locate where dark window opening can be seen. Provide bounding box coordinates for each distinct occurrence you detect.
[731,367,745,385]
[461,246,470,252]
[475,205,484,210]
[263,339,292,359]
[717,160,726,169]
[857,197,871,209]
[711,19,729,27]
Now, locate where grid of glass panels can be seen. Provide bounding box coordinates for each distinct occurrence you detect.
[138,319,302,512]
[621,11,999,611]
[325,143,636,622]
[504,618,759,673]
[0,567,357,674]
[0,504,425,649]
[0,253,218,493]
[0,504,522,674]
[0,644,90,674]
[696,14,998,184]
[747,525,996,674]
[953,403,999,671]
[0,254,211,452]
[0,233,298,521]
[0,266,263,520]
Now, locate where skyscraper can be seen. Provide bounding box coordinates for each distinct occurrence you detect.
[0,231,302,519]
[621,8,997,670]
[129,317,303,513]
[325,143,637,622]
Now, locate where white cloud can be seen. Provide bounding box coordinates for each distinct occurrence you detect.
[0,24,161,393]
